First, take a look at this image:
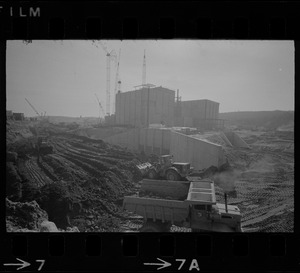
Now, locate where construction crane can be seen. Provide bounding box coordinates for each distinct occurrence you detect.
[142,49,146,85]
[94,93,105,120]
[25,98,41,117]
[98,41,117,116]
[113,49,121,113]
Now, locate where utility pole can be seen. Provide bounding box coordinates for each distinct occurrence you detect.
[142,49,146,85]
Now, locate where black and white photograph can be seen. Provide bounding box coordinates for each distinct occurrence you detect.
[6,40,294,232]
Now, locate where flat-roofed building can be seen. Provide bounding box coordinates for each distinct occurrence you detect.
[6,110,13,119]
[12,113,25,121]
[115,85,175,128]
[175,99,223,129]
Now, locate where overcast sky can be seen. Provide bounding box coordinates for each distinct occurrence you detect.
[6,40,294,117]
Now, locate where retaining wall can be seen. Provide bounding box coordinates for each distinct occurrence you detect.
[223,131,250,148]
[219,132,233,147]
[77,127,226,170]
[170,131,225,170]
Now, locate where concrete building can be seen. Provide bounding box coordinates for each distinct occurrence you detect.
[6,110,13,120]
[115,85,175,128]
[105,114,116,126]
[12,113,25,121]
[175,99,223,129]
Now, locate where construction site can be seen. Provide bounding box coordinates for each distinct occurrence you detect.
[6,43,294,233]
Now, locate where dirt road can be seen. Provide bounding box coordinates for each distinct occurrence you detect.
[221,130,294,232]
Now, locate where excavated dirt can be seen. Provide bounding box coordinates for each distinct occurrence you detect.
[6,120,143,232]
[6,120,294,232]
[215,129,294,232]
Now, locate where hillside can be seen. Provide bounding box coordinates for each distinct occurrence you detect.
[219,111,294,131]
[47,116,99,124]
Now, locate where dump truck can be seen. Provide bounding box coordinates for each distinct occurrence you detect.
[123,179,242,232]
[137,155,193,181]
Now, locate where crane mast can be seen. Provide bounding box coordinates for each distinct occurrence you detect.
[98,41,117,116]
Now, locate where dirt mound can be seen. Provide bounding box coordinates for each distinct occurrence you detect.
[6,162,23,201]
[6,198,48,231]
[191,133,227,146]
[6,121,33,145]
[6,120,147,231]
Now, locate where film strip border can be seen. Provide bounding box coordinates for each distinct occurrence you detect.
[0,1,299,39]
[1,233,299,271]
[1,1,299,272]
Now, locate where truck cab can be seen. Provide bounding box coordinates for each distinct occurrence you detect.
[190,203,242,232]
[186,181,242,232]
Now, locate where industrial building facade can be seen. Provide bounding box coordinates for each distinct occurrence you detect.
[175,99,222,129]
[115,86,175,128]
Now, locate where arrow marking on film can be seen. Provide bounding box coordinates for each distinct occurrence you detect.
[3,258,31,270]
[144,258,171,270]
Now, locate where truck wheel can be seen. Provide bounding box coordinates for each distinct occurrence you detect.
[166,170,180,181]
[140,221,169,232]
[148,169,157,179]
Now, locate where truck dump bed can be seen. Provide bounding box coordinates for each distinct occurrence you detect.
[123,196,189,224]
[139,179,190,200]
[123,179,216,225]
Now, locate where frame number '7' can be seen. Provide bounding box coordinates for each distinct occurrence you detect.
[36,260,45,271]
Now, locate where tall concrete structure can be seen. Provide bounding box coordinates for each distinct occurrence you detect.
[115,86,175,128]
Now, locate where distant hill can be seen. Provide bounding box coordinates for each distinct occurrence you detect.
[219,111,294,131]
[47,116,100,124]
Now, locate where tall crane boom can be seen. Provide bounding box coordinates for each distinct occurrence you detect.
[113,49,121,113]
[94,93,105,117]
[98,41,117,116]
[142,49,146,85]
[25,98,40,117]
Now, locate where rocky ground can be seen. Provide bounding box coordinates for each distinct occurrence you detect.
[6,120,294,232]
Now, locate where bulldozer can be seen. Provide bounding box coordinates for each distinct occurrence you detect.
[137,155,193,181]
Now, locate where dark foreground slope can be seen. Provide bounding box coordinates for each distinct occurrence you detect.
[6,120,143,232]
